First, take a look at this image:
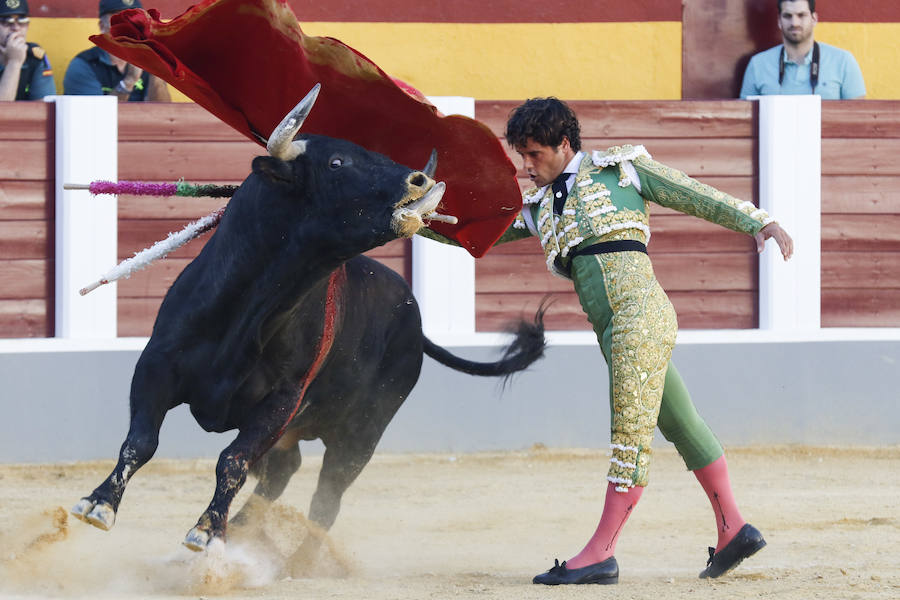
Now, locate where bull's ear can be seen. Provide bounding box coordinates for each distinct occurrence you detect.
[252,156,295,185]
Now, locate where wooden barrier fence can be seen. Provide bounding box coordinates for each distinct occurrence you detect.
[1,100,898,338]
[820,101,900,326]
[0,102,54,338]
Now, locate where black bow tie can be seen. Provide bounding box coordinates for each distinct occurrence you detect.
[552,172,570,215]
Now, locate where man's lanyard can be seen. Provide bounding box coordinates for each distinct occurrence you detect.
[779,41,820,94]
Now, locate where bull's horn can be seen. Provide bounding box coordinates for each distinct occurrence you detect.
[422,149,438,177]
[267,83,322,161]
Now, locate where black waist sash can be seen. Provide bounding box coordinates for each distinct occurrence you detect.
[555,239,648,278]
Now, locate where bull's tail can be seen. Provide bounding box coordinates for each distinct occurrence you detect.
[422,301,548,377]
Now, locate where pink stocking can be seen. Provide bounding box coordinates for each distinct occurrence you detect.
[565,482,643,569]
[693,454,747,551]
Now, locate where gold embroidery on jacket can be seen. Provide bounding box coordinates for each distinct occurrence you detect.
[632,156,772,234]
[520,147,773,276]
[527,154,650,273]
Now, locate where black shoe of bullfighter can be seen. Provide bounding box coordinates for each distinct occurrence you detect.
[699,523,767,578]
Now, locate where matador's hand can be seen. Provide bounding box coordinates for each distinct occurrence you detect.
[754,222,793,260]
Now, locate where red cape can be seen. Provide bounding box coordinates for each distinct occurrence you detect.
[93,0,521,257]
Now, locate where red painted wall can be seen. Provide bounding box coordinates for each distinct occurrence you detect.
[35,0,900,22]
[31,0,682,21]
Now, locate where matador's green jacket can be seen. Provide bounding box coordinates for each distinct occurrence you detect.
[503,145,772,277]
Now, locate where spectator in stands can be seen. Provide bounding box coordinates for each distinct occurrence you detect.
[0,0,56,101]
[63,0,170,102]
[740,0,865,99]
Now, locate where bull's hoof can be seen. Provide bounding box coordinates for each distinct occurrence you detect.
[71,498,116,531]
[70,498,93,521]
[183,526,211,552]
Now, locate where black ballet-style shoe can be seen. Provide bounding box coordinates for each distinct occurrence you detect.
[699,523,767,579]
[532,557,619,585]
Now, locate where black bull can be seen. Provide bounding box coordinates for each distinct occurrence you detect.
[71,131,546,560]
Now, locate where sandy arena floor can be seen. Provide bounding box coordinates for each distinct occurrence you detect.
[0,445,898,599]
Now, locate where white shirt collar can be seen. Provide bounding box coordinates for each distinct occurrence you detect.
[563,151,584,176]
[557,151,584,191]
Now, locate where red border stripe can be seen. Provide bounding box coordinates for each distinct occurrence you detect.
[32,0,900,22]
[816,5,900,22]
[35,0,682,22]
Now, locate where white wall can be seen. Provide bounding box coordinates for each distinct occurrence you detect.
[1,337,898,463]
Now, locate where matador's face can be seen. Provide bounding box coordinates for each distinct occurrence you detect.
[514,137,574,188]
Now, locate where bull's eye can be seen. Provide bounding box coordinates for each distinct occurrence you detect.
[329,156,344,169]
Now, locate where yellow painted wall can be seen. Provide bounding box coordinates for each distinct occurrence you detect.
[27,18,95,96]
[27,19,900,101]
[28,19,680,102]
[300,22,682,100]
[817,23,900,99]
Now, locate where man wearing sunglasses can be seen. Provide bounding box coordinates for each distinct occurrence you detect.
[0,0,55,101]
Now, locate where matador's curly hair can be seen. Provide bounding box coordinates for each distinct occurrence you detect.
[504,97,582,152]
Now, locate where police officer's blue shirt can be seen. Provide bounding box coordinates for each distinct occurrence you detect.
[740,41,866,99]
[63,46,149,101]
[0,42,56,100]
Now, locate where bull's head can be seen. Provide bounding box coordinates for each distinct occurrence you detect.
[258,84,446,242]
[75,85,451,297]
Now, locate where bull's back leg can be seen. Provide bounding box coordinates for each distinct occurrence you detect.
[301,277,422,533]
[230,428,303,528]
[290,355,421,571]
[287,431,382,572]
[308,436,378,530]
[71,354,172,530]
[285,261,423,571]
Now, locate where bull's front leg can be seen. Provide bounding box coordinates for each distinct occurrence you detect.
[71,402,167,531]
[183,447,251,551]
[184,387,301,551]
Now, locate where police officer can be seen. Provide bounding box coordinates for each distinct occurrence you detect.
[63,0,170,101]
[0,0,56,101]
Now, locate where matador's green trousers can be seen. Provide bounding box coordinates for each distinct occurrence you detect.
[571,250,724,490]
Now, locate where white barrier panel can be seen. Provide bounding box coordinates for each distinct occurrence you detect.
[413,97,477,335]
[757,94,822,331]
[52,95,119,338]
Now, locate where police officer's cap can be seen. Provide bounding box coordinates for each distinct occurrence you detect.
[99,0,142,18]
[0,0,29,18]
